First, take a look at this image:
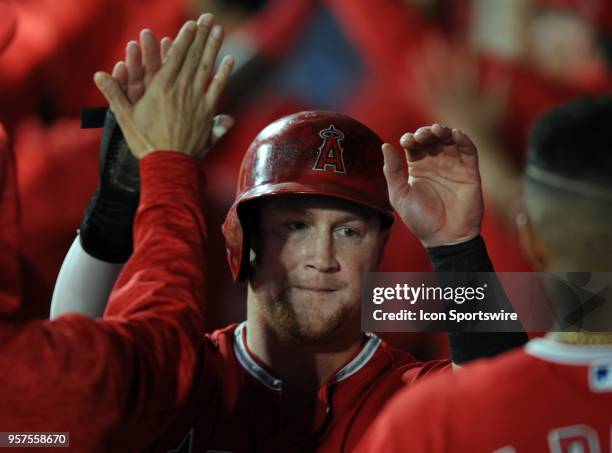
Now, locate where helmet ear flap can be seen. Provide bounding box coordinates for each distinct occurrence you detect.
[222,199,264,283]
[235,201,260,282]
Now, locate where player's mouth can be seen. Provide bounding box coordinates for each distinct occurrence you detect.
[293,286,339,293]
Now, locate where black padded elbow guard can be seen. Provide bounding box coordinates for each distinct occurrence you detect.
[79,108,140,263]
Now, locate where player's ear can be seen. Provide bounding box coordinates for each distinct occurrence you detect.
[516,209,547,271]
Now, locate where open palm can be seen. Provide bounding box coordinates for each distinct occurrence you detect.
[382,124,483,247]
[110,20,233,153]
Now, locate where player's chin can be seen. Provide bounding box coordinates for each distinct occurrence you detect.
[287,319,345,344]
[280,300,354,343]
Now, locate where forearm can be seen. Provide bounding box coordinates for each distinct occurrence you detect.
[427,236,528,364]
[50,236,124,319]
[105,152,207,320]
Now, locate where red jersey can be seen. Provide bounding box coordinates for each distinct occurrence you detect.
[144,323,450,452]
[357,337,612,453]
[0,153,209,451]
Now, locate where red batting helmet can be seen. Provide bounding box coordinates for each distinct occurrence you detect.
[221,110,395,281]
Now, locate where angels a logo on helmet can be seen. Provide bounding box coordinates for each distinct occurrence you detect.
[313,125,347,174]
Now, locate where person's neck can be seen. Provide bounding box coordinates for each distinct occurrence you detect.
[244,301,366,403]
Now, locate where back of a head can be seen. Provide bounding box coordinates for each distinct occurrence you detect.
[524,95,612,270]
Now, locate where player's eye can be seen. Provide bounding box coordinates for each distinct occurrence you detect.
[336,227,363,240]
[287,222,308,231]
[341,227,357,237]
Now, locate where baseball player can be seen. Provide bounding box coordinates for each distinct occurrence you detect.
[356,95,612,453]
[51,14,527,452]
[0,17,233,451]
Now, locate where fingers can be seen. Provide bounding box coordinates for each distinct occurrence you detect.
[430,123,453,144]
[400,132,426,162]
[381,143,410,203]
[157,20,198,84]
[451,128,477,158]
[409,124,452,144]
[161,37,172,62]
[194,22,223,92]
[112,61,128,92]
[400,124,456,161]
[94,72,131,118]
[140,29,161,87]
[125,40,144,102]
[206,55,234,108]
[178,14,215,86]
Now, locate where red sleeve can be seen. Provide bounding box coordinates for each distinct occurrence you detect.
[0,151,208,452]
[0,123,20,317]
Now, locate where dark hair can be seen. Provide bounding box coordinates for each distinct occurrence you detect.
[527,95,612,189]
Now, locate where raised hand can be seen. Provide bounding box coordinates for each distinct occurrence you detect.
[93,15,234,159]
[111,29,172,103]
[109,24,233,154]
[382,124,483,247]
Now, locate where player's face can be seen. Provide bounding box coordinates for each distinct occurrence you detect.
[248,195,389,342]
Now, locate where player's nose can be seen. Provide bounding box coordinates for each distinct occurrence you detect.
[304,229,340,273]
